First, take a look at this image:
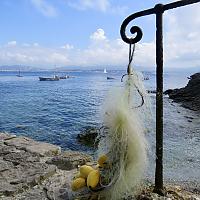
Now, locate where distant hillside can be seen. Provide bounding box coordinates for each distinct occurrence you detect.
[0,65,35,71]
[0,65,87,72]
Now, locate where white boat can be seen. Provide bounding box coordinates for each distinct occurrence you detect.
[104,68,107,73]
[16,70,23,77]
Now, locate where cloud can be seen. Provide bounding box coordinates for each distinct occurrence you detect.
[163,3,200,68]
[68,0,109,12]
[69,29,154,68]
[22,43,31,47]
[7,41,17,47]
[33,43,39,47]
[61,44,74,50]
[31,0,58,17]
[67,0,127,14]
[1,2,200,70]
[135,42,155,68]
[0,43,69,68]
[90,29,107,41]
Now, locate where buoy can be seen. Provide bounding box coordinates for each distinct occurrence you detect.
[80,165,94,178]
[98,154,108,168]
[71,177,86,191]
[87,169,100,189]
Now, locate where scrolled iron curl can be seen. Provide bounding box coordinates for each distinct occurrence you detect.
[120,24,143,45]
[120,11,149,109]
[120,7,156,44]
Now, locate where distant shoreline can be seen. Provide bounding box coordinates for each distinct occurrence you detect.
[0,65,199,73]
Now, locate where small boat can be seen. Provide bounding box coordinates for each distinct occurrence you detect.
[39,75,59,81]
[107,77,115,80]
[144,77,149,80]
[16,70,23,77]
[104,68,107,73]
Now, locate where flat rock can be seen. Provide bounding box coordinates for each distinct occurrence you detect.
[3,151,40,165]
[4,136,37,150]
[25,142,61,157]
[1,163,56,192]
[46,151,93,170]
[4,136,61,157]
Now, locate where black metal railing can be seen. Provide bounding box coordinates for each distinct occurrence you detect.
[120,0,200,195]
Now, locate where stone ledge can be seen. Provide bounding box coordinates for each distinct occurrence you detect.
[4,136,61,157]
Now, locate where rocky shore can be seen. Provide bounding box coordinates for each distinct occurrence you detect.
[0,132,93,200]
[0,132,199,200]
[165,72,200,112]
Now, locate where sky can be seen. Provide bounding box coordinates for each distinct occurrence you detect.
[0,0,200,70]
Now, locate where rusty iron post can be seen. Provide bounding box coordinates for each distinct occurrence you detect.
[154,4,164,194]
[120,0,200,195]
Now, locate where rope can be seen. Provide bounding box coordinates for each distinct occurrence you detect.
[121,43,144,108]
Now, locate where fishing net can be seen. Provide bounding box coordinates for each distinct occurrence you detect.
[97,67,151,200]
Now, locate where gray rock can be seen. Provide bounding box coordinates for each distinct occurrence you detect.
[46,151,93,170]
[25,142,61,157]
[43,169,92,200]
[165,72,200,112]
[0,133,97,199]
[1,163,56,190]
[0,160,14,172]
[3,151,40,165]
[0,181,19,197]
[4,136,37,150]
[0,145,18,156]
[43,169,73,200]
[77,126,99,148]
[4,136,61,157]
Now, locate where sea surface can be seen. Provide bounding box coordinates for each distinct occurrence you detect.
[0,69,199,184]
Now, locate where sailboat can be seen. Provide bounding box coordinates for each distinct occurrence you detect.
[16,70,23,77]
[104,68,107,73]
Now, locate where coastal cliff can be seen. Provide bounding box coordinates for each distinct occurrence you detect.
[165,72,200,112]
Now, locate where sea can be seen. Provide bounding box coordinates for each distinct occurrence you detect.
[0,69,199,185]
